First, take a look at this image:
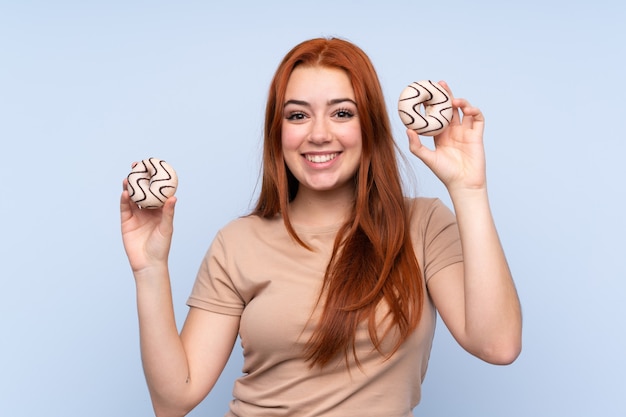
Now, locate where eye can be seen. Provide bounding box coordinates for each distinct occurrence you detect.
[334,108,355,119]
[286,111,307,121]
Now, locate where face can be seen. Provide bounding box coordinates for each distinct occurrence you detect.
[281,66,362,198]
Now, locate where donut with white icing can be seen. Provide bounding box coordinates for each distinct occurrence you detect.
[127,158,178,209]
[397,80,453,136]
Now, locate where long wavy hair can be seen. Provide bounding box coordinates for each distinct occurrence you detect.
[252,38,423,367]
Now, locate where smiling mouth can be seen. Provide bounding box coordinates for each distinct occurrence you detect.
[305,153,339,163]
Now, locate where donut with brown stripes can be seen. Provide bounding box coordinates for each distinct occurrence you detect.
[397,80,453,136]
[127,158,178,209]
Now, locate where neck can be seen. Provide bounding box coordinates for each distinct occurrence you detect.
[288,185,355,228]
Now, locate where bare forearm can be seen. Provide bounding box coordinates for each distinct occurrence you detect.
[449,187,522,363]
[134,266,194,415]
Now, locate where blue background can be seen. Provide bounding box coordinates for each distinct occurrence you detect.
[1,1,624,416]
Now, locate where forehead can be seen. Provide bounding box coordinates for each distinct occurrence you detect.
[285,66,354,99]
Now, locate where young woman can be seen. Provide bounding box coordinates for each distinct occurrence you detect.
[120,37,522,417]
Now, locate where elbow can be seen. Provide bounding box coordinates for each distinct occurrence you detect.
[152,397,197,417]
[483,345,521,365]
[467,314,523,365]
[476,337,522,365]
[153,405,193,417]
[148,376,209,417]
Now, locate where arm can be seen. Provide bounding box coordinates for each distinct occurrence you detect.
[407,83,522,364]
[120,179,239,416]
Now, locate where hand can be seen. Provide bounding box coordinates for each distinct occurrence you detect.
[120,171,177,274]
[407,81,487,192]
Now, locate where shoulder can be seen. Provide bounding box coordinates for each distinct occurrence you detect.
[404,197,462,280]
[198,214,286,281]
[217,213,282,238]
[404,197,460,252]
[404,197,456,225]
[405,196,442,210]
[210,214,288,255]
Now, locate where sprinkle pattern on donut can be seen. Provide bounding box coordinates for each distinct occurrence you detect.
[127,158,178,209]
[398,80,453,136]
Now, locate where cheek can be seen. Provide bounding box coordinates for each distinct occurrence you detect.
[341,125,363,149]
[281,128,301,173]
[281,125,300,151]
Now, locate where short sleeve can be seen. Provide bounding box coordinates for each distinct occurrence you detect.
[412,198,463,282]
[186,231,245,316]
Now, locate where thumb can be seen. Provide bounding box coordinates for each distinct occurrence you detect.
[406,129,435,168]
[158,196,177,237]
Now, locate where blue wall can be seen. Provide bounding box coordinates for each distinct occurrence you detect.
[1,1,624,415]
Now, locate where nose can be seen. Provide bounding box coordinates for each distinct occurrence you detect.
[309,117,331,145]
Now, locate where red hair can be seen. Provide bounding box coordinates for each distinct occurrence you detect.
[252,38,423,367]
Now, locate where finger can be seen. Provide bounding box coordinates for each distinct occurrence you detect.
[120,178,140,221]
[439,81,462,127]
[406,129,436,167]
[453,98,485,130]
[460,102,484,121]
[155,196,176,237]
[437,80,453,96]
[120,187,133,223]
[454,98,474,129]
[465,107,485,130]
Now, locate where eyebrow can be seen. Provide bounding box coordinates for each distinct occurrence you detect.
[283,98,357,108]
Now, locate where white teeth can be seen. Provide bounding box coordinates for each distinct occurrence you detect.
[306,153,338,163]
